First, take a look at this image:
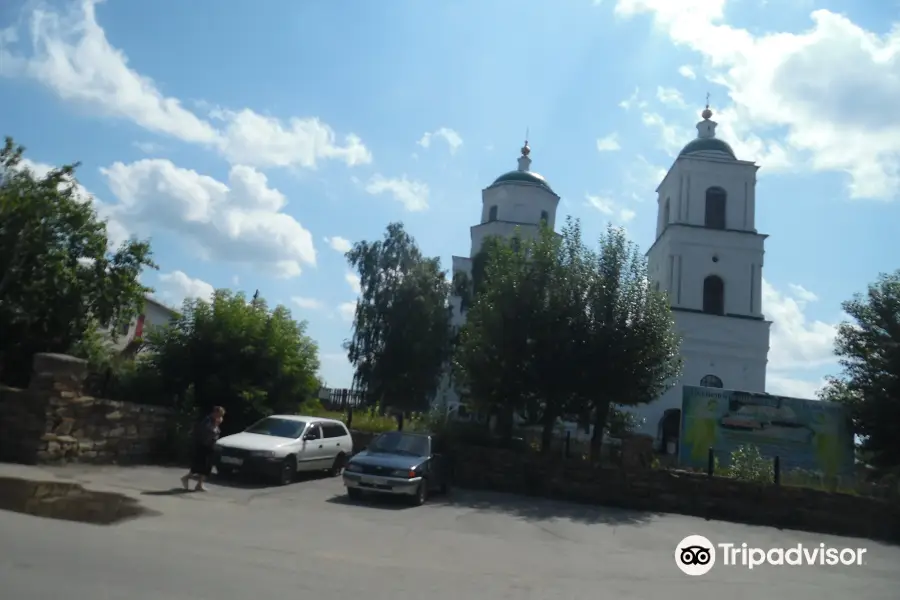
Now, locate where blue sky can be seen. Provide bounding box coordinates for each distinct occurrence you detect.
[1,0,897,397]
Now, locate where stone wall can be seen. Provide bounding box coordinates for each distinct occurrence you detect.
[452,445,900,544]
[0,353,174,465]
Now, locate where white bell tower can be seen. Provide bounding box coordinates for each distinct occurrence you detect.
[637,104,772,447]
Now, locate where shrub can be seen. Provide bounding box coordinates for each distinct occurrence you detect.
[725,444,774,483]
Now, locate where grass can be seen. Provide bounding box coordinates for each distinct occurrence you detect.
[299,400,432,434]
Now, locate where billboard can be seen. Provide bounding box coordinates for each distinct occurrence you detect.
[678,386,855,479]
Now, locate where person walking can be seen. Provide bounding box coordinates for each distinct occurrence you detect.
[181,406,225,492]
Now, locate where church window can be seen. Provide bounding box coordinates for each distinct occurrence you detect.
[540,210,549,225]
[663,198,670,226]
[702,275,725,315]
[704,187,726,229]
[488,205,498,222]
[700,375,724,388]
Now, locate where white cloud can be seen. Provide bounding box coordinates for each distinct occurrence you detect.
[338,301,356,322]
[787,283,819,303]
[3,0,371,171]
[767,374,825,400]
[619,87,647,111]
[656,86,685,107]
[623,154,668,200]
[133,141,164,154]
[596,133,621,152]
[155,271,214,306]
[614,0,900,200]
[345,273,361,294]
[292,296,323,310]
[678,65,696,79]
[365,174,429,211]
[762,279,837,371]
[584,194,637,224]
[324,236,352,253]
[417,127,463,154]
[100,159,316,277]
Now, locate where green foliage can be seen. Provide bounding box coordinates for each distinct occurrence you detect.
[453,218,681,457]
[724,445,774,483]
[138,290,321,432]
[345,222,453,413]
[820,270,900,468]
[0,137,157,386]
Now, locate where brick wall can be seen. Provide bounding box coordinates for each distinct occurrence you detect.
[451,445,900,543]
[0,353,174,465]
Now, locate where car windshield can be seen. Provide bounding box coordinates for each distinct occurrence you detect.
[368,432,430,457]
[244,417,306,439]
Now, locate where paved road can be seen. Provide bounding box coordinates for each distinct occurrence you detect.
[0,464,897,599]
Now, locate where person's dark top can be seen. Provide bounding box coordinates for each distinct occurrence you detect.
[194,415,220,448]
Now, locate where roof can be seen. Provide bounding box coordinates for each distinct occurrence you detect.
[270,414,344,424]
[490,170,555,194]
[679,137,737,160]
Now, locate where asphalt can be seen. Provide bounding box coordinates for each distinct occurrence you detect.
[0,463,897,599]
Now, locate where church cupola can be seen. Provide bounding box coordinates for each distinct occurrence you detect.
[488,140,556,195]
[678,104,737,161]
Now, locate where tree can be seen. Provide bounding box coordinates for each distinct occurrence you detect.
[453,230,540,439]
[580,224,682,460]
[0,137,156,386]
[454,219,681,458]
[820,270,900,469]
[138,290,321,432]
[345,222,452,415]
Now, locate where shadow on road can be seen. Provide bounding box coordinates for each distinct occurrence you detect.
[0,476,157,525]
[325,493,414,510]
[440,488,656,526]
[141,487,193,496]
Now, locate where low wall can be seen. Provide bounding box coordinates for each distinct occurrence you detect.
[452,445,900,543]
[0,353,174,465]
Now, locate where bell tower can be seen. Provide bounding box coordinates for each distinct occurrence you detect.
[638,104,772,446]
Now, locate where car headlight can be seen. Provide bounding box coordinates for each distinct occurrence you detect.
[344,463,362,472]
[391,468,416,478]
[250,450,277,458]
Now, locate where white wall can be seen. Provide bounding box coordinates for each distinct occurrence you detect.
[656,156,759,237]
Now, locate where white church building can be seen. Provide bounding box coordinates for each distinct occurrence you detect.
[439,105,771,447]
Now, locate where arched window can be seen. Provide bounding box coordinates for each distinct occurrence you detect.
[488,205,498,221]
[704,187,726,229]
[700,375,724,388]
[663,198,670,226]
[703,275,725,315]
[540,210,549,225]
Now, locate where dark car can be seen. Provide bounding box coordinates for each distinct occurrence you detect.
[342,431,451,505]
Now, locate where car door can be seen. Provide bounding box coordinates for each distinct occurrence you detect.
[319,423,341,468]
[297,423,325,471]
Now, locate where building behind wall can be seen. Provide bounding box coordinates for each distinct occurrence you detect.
[101,295,179,353]
[436,140,561,419]
[638,104,771,450]
[436,106,772,443]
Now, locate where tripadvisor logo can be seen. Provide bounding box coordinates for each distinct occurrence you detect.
[675,535,867,575]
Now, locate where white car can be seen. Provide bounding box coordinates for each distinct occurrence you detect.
[214,415,354,485]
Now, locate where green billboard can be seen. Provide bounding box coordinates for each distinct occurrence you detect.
[678,386,855,479]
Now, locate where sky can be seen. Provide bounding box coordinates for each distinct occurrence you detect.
[1,0,897,398]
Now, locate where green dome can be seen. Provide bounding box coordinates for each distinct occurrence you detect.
[491,170,555,193]
[679,138,736,159]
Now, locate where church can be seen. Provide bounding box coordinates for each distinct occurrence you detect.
[440,105,771,449]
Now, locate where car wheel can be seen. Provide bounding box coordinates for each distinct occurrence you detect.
[278,456,297,486]
[412,481,428,506]
[329,453,346,477]
[347,487,363,500]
